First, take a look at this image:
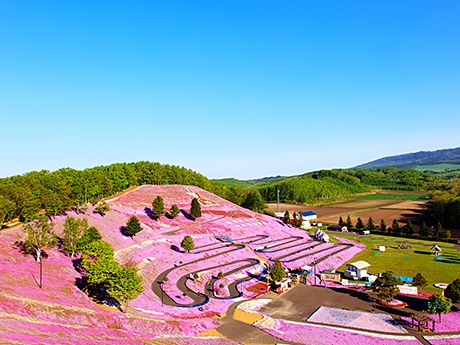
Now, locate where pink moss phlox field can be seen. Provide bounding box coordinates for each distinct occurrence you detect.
[423,334,460,345]
[400,312,460,333]
[307,306,407,333]
[1,185,375,343]
[254,317,423,345]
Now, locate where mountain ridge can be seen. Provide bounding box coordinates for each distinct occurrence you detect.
[355,147,460,169]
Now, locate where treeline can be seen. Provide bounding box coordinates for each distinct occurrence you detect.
[258,170,370,204]
[256,168,441,205]
[431,194,460,229]
[0,162,224,223]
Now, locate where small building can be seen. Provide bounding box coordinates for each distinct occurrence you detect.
[344,260,371,280]
[301,211,317,221]
[274,212,285,219]
[430,244,441,256]
[315,229,329,242]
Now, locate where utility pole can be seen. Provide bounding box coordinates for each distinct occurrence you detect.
[277,189,280,213]
[39,258,43,289]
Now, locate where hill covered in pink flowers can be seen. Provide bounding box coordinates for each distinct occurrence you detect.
[0,185,364,344]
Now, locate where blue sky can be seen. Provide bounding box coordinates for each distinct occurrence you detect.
[1,1,459,179]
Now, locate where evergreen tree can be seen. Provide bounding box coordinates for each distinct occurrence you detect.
[380,219,387,233]
[190,198,202,220]
[124,216,142,237]
[295,212,304,228]
[270,259,285,282]
[412,273,428,291]
[80,240,118,288]
[356,217,364,230]
[62,216,89,257]
[346,215,353,230]
[419,221,430,239]
[0,195,15,228]
[444,278,460,304]
[23,216,57,262]
[403,220,414,236]
[152,196,165,218]
[428,294,452,323]
[367,217,375,231]
[169,204,180,218]
[372,271,402,302]
[391,219,401,236]
[76,226,102,252]
[283,210,291,225]
[338,216,345,227]
[181,235,195,253]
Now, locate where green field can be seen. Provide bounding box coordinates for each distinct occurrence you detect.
[329,232,460,291]
[356,193,428,201]
[415,164,460,176]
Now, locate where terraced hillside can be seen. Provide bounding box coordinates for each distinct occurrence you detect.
[0,185,363,344]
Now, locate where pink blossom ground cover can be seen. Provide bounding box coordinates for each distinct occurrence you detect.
[254,316,422,345]
[307,306,408,333]
[2,185,376,343]
[423,334,460,345]
[400,311,460,333]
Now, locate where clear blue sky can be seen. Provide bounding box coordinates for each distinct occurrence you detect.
[1,1,459,179]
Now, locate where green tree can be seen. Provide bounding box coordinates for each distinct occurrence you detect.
[338,216,345,227]
[419,221,430,239]
[181,235,195,253]
[366,217,375,231]
[76,226,102,252]
[0,195,15,228]
[80,240,118,287]
[169,204,180,218]
[403,220,414,236]
[124,216,142,237]
[391,219,401,236]
[356,217,364,230]
[152,196,165,218]
[62,216,89,257]
[444,278,460,304]
[346,215,353,230]
[107,267,144,311]
[270,259,285,282]
[23,216,57,262]
[372,271,402,302]
[380,219,387,233]
[428,294,452,322]
[190,198,202,220]
[94,202,110,217]
[242,189,266,213]
[412,273,428,291]
[283,211,291,225]
[295,212,304,228]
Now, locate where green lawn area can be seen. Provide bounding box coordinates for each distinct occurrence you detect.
[356,193,428,201]
[331,232,460,292]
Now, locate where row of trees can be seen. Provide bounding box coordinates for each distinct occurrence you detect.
[337,215,451,240]
[22,216,143,310]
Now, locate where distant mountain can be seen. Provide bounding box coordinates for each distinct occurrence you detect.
[356,147,460,169]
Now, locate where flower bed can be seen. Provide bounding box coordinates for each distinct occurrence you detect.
[254,316,422,345]
[307,306,408,333]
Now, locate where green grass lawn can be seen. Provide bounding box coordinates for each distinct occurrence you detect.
[331,232,460,292]
[356,193,428,201]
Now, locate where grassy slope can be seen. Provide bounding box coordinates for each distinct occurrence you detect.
[330,232,460,291]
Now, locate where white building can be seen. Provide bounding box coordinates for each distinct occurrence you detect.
[344,260,371,280]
